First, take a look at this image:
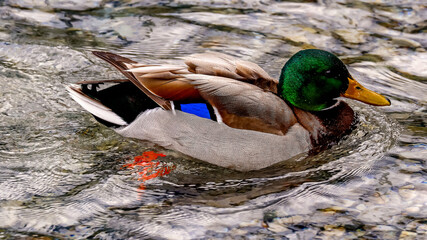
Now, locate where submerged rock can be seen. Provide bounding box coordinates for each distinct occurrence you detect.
[398,184,417,200]
[333,29,368,44]
[391,37,422,48]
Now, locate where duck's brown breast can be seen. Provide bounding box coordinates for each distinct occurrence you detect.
[292,101,355,148]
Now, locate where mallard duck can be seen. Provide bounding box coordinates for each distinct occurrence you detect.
[67,49,390,171]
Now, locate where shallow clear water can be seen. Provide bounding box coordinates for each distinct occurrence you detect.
[0,0,426,239]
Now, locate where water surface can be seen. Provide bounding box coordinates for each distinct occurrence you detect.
[0,0,426,239]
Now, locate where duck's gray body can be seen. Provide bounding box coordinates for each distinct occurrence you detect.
[116,108,310,171]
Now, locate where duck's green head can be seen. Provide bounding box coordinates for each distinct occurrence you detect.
[278,49,390,111]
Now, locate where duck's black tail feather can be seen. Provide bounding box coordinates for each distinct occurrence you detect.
[67,81,159,128]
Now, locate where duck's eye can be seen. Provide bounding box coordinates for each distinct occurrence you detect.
[356,86,361,90]
[325,70,332,76]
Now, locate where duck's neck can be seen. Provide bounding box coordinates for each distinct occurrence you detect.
[292,101,355,148]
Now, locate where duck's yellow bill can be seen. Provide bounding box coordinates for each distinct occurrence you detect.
[341,77,391,106]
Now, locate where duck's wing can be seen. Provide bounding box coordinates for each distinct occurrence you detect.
[180,74,297,135]
[93,51,294,135]
[183,52,278,92]
[91,51,172,110]
[93,51,278,100]
[123,51,279,101]
[130,68,297,135]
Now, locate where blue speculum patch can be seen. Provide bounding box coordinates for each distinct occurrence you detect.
[180,103,211,119]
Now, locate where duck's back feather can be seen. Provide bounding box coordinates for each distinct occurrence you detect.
[183,52,278,92]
